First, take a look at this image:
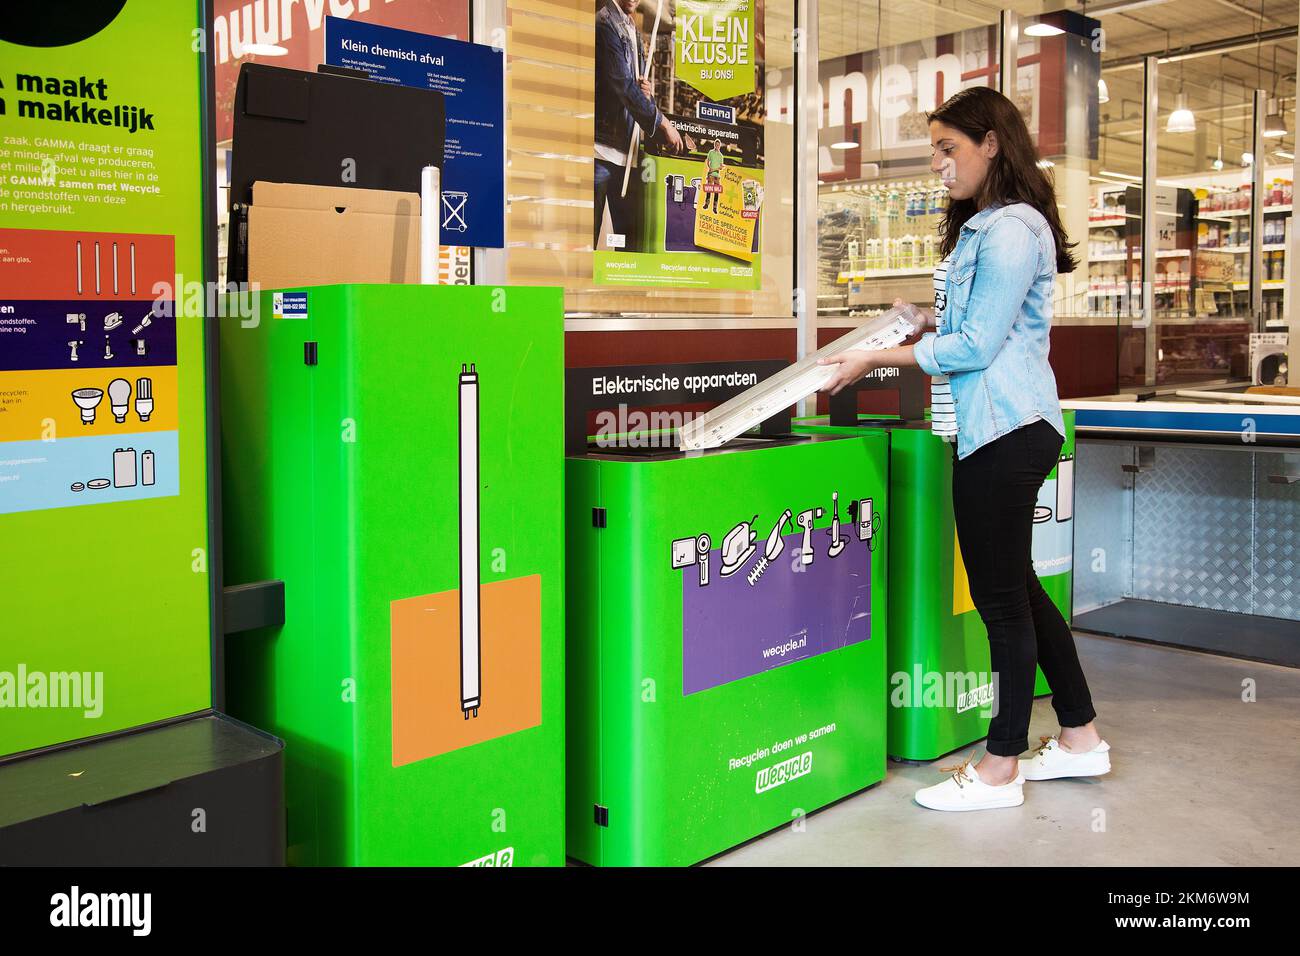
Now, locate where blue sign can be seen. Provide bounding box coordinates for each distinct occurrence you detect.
[273,291,309,320]
[696,101,736,124]
[323,16,505,249]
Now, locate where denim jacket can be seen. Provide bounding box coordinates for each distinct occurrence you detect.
[595,0,662,153]
[912,201,1066,459]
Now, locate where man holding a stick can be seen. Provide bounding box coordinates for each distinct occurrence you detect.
[594,0,691,252]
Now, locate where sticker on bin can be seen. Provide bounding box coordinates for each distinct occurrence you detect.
[272,291,308,320]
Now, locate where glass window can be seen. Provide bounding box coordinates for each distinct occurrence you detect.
[1098,3,1297,390]
[813,2,1006,346]
[506,0,796,317]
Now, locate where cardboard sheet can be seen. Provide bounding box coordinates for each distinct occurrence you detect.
[247,181,420,288]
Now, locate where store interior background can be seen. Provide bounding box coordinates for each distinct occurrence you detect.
[207,0,1300,640]
[806,0,1298,399]
[211,0,1300,388]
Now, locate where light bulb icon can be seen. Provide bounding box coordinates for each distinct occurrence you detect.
[107,378,131,423]
[135,377,154,422]
[71,387,103,425]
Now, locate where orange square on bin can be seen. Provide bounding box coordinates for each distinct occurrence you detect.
[390,574,541,767]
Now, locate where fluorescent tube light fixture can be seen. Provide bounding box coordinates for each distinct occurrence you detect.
[677,306,920,451]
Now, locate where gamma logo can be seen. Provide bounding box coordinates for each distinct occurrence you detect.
[755,751,813,794]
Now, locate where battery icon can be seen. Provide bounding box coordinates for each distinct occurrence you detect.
[459,364,481,719]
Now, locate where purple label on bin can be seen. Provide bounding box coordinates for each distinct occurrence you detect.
[680,524,873,695]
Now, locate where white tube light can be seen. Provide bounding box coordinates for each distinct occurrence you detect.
[420,165,441,285]
[678,305,920,451]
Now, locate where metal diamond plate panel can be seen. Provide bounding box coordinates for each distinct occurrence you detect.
[1132,447,1254,613]
[1073,442,1134,612]
[1253,452,1300,621]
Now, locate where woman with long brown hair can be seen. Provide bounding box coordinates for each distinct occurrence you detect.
[820,85,1110,811]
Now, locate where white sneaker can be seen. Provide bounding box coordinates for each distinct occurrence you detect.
[1019,735,1111,781]
[914,754,1025,812]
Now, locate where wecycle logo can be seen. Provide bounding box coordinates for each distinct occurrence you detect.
[461,846,515,867]
[956,681,995,714]
[761,633,808,659]
[755,750,813,794]
[0,665,103,718]
[890,666,998,718]
[50,886,151,937]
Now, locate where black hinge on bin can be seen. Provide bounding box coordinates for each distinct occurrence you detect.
[304,341,318,365]
[592,507,607,528]
[594,805,609,827]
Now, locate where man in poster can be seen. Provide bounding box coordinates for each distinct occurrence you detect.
[702,138,724,212]
[594,0,690,252]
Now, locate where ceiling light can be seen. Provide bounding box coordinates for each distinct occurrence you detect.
[1264,98,1287,138]
[1275,150,1295,160]
[1037,159,1055,168]
[1097,78,1110,104]
[1166,95,1195,134]
[830,141,857,150]
[1024,23,1065,37]
[1242,151,1254,166]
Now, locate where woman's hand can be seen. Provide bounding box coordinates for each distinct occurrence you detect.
[895,297,936,332]
[817,349,879,395]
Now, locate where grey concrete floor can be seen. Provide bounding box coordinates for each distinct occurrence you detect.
[708,633,1300,866]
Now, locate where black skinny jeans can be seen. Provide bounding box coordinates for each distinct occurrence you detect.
[951,418,1097,757]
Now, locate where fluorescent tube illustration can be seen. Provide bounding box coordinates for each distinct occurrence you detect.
[112,242,119,295]
[76,241,83,295]
[459,363,481,719]
[94,242,101,295]
[677,305,920,451]
[129,242,136,295]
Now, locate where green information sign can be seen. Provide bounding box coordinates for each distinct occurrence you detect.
[0,1,213,757]
[674,0,756,102]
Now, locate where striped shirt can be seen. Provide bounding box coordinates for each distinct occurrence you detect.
[930,256,957,440]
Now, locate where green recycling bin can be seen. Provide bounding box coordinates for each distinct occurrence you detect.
[567,431,890,866]
[794,413,1075,761]
[220,284,565,865]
